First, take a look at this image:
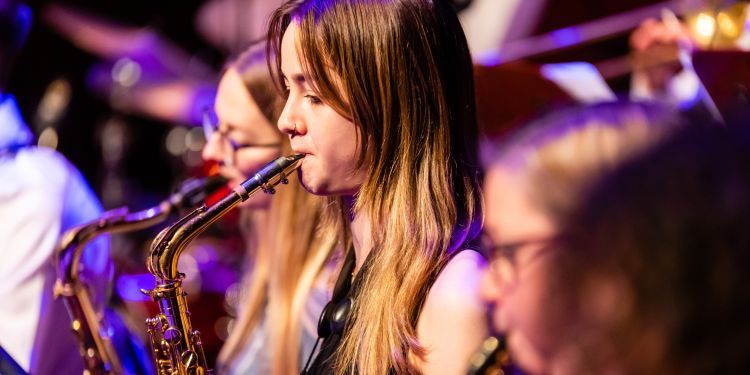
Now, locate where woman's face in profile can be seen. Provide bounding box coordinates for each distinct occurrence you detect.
[202,68,282,208]
[276,22,367,197]
[480,165,560,374]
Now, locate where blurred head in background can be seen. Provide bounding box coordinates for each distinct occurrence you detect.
[201,45,284,209]
[480,101,682,374]
[547,122,750,374]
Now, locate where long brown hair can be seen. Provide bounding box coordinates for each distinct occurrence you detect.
[216,46,336,375]
[268,1,483,373]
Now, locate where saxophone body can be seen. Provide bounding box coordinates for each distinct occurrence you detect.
[54,175,226,375]
[143,154,304,375]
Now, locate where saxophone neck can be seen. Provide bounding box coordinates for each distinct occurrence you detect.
[57,175,227,288]
[147,204,210,280]
[149,191,242,281]
[148,154,304,281]
[55,206,129,289]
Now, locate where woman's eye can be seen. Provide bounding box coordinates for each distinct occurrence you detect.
[304,94,323,105]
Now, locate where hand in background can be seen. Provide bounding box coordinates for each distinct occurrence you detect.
[629,17,694,94]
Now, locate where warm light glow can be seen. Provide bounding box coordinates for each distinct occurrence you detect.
[695,13,717,40]
[38,78,71,124]
[165,126,188,156]
[717,12,740,39]
[111,57,142,88]
[186,127,205,152]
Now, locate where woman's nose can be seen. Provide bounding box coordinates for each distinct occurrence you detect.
[277,97,304,136]
[479,268,504,305]
[202,132,226,164]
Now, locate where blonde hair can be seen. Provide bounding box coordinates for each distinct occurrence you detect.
[216,46,336,375]
[489,101,681,227]
[268,1,482,373]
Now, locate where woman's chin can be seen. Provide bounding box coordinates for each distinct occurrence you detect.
[299,179,327,196]
[508,333,550,375]
[299,179,357,197]
[297,168,362,197]
[297,169,325,196]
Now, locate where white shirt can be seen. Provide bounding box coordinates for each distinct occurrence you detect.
[227,273,329,374]
[0,95,109,373]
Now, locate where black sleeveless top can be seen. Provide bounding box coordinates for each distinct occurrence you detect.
[303,250,370,374]
[304,304,349,374]
[302,247,479,374]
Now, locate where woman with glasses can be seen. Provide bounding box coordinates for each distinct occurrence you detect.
[202,46,336,375]
[479,101,682,374]
[549,124,750,374]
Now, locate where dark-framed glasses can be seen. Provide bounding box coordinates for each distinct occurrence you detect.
[480,232,559,284]
[202,107,282,167]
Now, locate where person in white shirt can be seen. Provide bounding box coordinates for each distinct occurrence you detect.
[0,1,110,373]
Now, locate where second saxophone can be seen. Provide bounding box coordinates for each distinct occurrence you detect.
[54,174,225,375]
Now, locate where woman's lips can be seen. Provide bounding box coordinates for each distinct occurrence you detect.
[292,152,311,161]
[289,141,310,156]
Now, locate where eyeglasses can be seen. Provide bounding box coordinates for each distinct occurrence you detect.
[202,107,282,167]
[480,232,559,285]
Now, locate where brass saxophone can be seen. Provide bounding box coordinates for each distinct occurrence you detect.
[466,336,514,375]
[54,175,226,375]
[142,154,304,375]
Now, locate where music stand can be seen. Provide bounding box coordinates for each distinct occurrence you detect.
[692,50,750,121]
[474,61,573,139]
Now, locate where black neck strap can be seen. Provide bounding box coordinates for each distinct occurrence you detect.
[331,248,356,302]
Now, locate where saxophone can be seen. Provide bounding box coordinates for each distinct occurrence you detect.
[54,175,226,375]
[466,336,513,375]
[142,154,304,375]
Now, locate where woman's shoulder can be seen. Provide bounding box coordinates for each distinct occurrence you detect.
[415,249,488,374]
[419,247,487,339]
[430,249,486,302]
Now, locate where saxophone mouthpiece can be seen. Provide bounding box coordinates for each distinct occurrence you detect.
[237,154,305,198]
[170,174,228,210]
[283,153,305,172]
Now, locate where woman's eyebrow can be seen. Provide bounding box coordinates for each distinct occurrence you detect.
[291,73,307,85]
[281,71,309,88]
